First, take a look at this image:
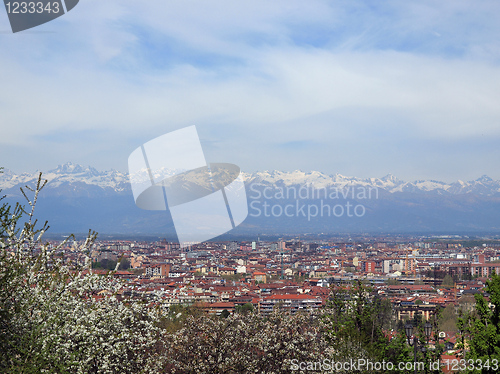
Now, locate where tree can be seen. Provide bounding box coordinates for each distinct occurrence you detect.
[235,303,254,314]
[161,311,330,374]
[0,173,162,373]
[323,280,409,368]
[458,272,500,374]
[439,304,458,333]
[442,274,455,287]
[92,258,117,270]
[322,280,444,373]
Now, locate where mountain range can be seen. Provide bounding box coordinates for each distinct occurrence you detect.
[1,163,500,237]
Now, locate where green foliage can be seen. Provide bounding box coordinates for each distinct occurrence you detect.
[324,281,401,365]
[383,332,414,370]
[235,303,254,314]
[458,272,500,374]
[393,311,444,374]
[293,273,307,283]
[221,273,244,282]
[439,304,458,333]
[385,278,401,285]
[322,280,449,373]
[441,274,455,287]
[92,258,130,270]
[92,259,117,270]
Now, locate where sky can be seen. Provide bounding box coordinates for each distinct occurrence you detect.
[1,0,500,182]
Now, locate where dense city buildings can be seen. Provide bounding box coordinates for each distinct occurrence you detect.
[34,235,500,325]
[4,230,500,369]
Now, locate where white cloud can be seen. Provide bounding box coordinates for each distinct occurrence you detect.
[0,0,500,180]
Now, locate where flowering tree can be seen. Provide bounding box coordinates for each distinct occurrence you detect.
[161,310,332,374]
[0,173,162,374]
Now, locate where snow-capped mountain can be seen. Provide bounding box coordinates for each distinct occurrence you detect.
[242,170,500,196]
[1,163,499,235]
[2,163,499,196]
[1,163,129,192]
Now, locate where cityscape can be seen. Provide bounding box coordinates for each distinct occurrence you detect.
[40,234,500,319]
[2,0,500,372]
[2,163,500,372]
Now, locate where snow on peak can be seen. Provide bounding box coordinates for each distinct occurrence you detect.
[244,171,499,195]
[476,175,493,183]
[380,174,400,183]
[1,163,129,192]
[1,164,499,196]
[49,162,101,176]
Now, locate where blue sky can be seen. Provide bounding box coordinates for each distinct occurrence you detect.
[1,0,500,182]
